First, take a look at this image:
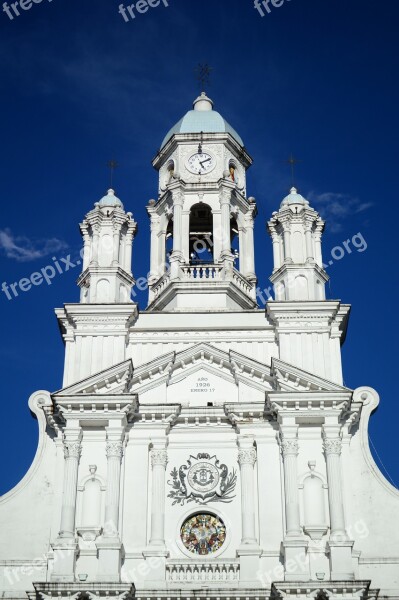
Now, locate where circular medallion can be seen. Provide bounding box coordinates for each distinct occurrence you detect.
[187,461,219,493]
[180,513,226,556]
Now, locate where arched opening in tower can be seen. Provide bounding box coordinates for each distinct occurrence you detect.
[165,216,174,267]
[231,215,240,270]
[189,204,214,265]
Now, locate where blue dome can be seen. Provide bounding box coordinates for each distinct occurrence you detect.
[161,93,244,148]
[281,187,310,209]
[98,189,124,209]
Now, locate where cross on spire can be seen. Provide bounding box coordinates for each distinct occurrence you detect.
[195,63,213,93]
[107,160,118,188]
[285,154,302,187]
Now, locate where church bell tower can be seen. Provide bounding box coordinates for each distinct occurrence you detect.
[147,92,258,311]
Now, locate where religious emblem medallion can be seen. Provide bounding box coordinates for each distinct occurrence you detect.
[168,453,237,506]
[180,513,226,555]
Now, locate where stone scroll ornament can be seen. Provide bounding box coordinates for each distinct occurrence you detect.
[167,453,237,506]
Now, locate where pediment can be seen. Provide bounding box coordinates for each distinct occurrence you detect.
[272,358,351,392]
[54,360,133,396]
[130,343,276,397]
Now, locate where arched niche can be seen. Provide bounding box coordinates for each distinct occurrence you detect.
[292,230,305,264]
[299,467,329,540]
[294,275,309,300]
[77,468,106,542]
[96,278,110,303]
[98,233,113,267]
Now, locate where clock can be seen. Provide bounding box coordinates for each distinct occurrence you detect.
[186,152,215,175]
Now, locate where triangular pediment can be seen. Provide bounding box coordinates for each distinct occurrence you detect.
[54,360,133,396]
[130,343,276,396]
[272,358,351,392]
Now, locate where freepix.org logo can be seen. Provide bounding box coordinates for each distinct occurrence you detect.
[254,0,292,17]
[2,0,53,21]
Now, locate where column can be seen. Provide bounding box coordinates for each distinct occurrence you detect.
[238,440,258,546]
[323,429,347,539]
[314,224,323,267]
[52,428,82,581]
[81,226,92,271]
[103,436,124,539]
[112,225,120,265]
[149,445,168,547]
[172,193,183,256]
[149,215,161,280]
[91,225,100,266]
[280,427,309,581]
[220,190,232,255]
[220,189,235,277]
[305,222,314,262]
[97,430,125,582]
[236,438,260,582]
[271,231,282,271]
[323,427,354,579]
[124,230,134,274]
[170,191,184,279]
[58,434,82,538]
[280,431,301,537]
[282,224,292,263]
[243,212,256,280]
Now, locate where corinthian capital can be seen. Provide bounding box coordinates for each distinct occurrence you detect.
[63,440,82,460]
[151,448,168,468]
[323,435,342,456]
[238,447,257,466]
[280,436,299,457]
[106,441,124,460]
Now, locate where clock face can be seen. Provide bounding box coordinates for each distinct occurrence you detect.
[187,152,215,175]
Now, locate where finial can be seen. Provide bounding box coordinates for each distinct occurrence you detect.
[195,63,213,93]
[285,154,302,187]
[107,159,118,188]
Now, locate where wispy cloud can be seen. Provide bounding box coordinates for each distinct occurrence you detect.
[307,192,373,233]
[0,229,67,262]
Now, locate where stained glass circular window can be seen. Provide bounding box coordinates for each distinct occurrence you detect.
[180,513,226,555]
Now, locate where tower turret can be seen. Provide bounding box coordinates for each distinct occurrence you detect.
[267,187,328,301]
[77,189,137,303]
[147,93,258,311]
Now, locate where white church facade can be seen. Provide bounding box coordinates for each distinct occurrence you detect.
[0,92,398,600]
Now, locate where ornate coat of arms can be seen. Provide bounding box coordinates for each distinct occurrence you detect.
[167,453,237,506]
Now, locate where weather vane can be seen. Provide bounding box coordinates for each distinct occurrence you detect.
[107,160,118,188]
[195,63,213,93]
[285,154,302,187]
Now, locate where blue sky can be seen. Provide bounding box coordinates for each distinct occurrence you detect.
[0,0,398,494]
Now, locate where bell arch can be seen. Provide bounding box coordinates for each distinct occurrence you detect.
[189,203,214,264]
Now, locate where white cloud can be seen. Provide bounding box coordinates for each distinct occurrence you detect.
[307,192,373,233]
[0,229,67,262]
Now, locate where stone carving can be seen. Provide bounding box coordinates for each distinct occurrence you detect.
[168,453,237,506]
[280,436,299,457]
[151,448,168,468]
[106,441,124,460]
[238,447,257,466]
[63,440,82,460]
[323,436,342,456]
